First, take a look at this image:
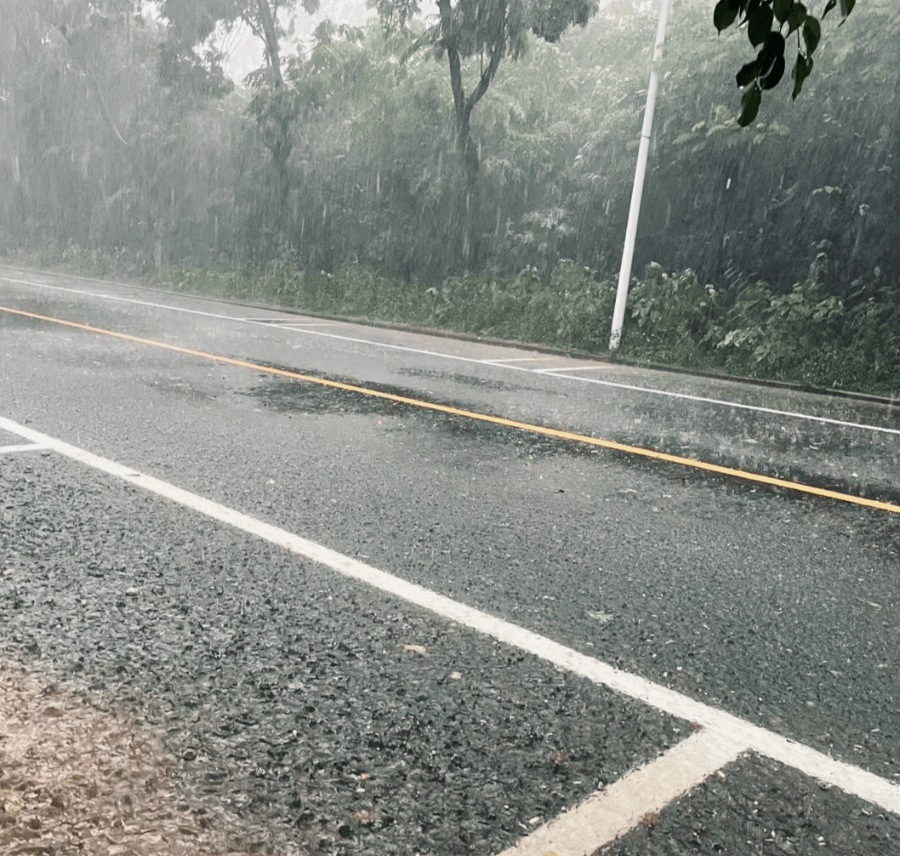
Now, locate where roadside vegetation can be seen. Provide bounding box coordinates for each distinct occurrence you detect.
[153,256,900,397]
[1,0,897,397]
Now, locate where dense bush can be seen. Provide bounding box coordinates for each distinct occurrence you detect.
[158,256,899,398]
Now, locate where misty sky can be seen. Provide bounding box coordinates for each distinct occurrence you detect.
[221,0,374,81]
[220,0,619,81]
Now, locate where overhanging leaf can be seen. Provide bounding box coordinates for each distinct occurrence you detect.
[786,2,807,33]
[802,17,821,55]
[791,53,814,99]
[760,54,785,90]
[773,0,792,23]
[748,5,774,47]
[736,59,759,88]
[738,83,762,126]
[742,0,764,22]
[713,0,741,33]
[759,31,786,67]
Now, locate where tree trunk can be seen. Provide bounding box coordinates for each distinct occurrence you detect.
[436,0,505,273]
[255,0,293,235]
[453,99,480,270]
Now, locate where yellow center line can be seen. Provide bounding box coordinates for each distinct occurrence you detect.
[4,304,898,515]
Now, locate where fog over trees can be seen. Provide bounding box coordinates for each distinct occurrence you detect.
[0,0,895,299]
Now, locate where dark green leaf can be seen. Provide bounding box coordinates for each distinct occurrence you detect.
[713,0,740,32]
[742,0,763,22]
[739,83,762,126]
[839,0,856,17]
[773,0,792,24]
[791,53,813,99]
[736,59,759,87]
[786,2,807,32]
[802,17,821,55]
[759,31,786,66]
[748,5,774,47]
[821,0,837,17]
[760,54,785,90]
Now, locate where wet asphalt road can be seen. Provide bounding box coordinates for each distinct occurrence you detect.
[1,266,899,854]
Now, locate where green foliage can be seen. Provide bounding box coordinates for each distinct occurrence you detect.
[619,264,721,366]
[712,255,900,392]
[716,255,842,374]
[712,0,857,125]
[152,255,898,397]
[542,259,615,350]
[3,0,898,401]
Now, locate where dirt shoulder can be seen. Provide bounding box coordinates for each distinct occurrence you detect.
[0,659,258,856]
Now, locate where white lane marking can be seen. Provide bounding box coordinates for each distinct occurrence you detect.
[1,413,898,823]
[498,729,743,856]
[2,273,899,436]
[481,356,558,363]
[242,318,336,327]
[546,371,900,437]
[0,275,507,364]
[0,275,254,325]
[0,443,49,454]
[536,364,616,372]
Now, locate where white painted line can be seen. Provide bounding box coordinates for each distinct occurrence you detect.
[0,443,48,455]
[0,275,256,325]
[2,272,898,438]
[498,729,743,856]
[481,357,558,363]
[0,275,502,364]
[1,413,898,824]
[535,364,616,373]
[548,371,900,437]
[243,318,336,327]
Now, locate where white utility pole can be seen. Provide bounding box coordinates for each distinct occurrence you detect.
[609,0,673,350]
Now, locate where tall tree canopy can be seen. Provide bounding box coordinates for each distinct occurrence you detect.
[2,0,894,301]
[370,0,598,266]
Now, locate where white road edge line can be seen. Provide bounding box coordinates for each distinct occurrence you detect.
[2,414,898,828]
[498,729,744,856]
[2,273,898,438]
[535,364,616,372]
[481,357,559,363]
[544,371,900,438]
[0,443,49,454]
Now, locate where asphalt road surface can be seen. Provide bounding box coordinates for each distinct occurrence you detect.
[1,264,899,855]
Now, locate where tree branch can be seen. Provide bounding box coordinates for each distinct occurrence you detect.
[465,30,504,117]
[57,27,130,146]
[436,0,466,121]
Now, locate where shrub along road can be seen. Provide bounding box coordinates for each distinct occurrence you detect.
[1,267,899,854]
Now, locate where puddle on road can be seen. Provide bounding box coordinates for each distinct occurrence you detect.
[396,365,532,393]
[241,372,605,462]
[241,371,900,507]
[245,373,417,418]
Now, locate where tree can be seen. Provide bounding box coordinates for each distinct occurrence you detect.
[160,0,317,234]
[371,0,597,269]
[713,0,859,126]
